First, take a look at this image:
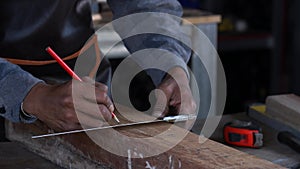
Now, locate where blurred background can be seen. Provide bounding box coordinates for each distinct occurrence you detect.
[90,0,299,115]
[178,0,299,114]
[94,0,299,115]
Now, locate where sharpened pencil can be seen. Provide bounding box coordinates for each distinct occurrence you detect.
[45,46,120,123]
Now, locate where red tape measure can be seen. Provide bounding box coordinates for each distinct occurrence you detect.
[224,120,263,148]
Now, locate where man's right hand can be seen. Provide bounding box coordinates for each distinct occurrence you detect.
[22,77,113,132]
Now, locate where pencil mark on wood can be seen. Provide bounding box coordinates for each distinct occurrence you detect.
[127,149,132,169]
[145,161,156,169]
[169,155,175,169]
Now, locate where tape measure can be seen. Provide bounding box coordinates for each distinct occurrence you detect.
[223,120,263,148]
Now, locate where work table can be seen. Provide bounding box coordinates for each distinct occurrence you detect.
[1,112,297,169]
[3,103,283,169]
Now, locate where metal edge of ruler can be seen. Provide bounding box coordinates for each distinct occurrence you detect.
[32,114,197,139]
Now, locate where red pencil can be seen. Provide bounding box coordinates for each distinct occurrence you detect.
[45,47,82,81]
[45,47,120,123]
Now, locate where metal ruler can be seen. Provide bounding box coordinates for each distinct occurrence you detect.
[32,114,196,139]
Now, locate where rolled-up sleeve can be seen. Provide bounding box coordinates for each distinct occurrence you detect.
[0,58,43,123]
[107,0,191,85]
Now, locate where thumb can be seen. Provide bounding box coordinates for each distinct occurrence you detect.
[152,89,170,118]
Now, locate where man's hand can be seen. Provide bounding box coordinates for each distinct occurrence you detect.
[22,77,113,131]
[152,67,197,118]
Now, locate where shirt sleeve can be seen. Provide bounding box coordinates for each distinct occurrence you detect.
[107,0,191,85]
[0,58,43,123]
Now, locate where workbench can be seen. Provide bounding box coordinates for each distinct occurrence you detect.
[2,112,297,169]
[193,112,300,168]
[0,142,62,169]
[2,100,284,169]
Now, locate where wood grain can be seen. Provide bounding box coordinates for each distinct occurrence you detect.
[94,9,221,25]
[266,94,300,130]
[5,105,282,169]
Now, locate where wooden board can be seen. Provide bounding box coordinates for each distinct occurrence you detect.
[93,9,221,26]
[182,9,221,24]
[266,94,300,130]
[5,106,282,169]
[0,142,63,169]
[208,112,300,168]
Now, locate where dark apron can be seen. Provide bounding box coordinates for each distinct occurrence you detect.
[0,0,111,85]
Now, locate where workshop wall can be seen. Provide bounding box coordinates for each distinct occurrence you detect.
[287,0,300,95]
[198,0,299,114]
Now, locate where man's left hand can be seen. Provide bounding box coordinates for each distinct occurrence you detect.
[152,67,197,118]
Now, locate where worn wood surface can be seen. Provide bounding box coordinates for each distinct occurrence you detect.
[5,106,282,169]
[0,142,63,169]
[266,94,300,130]
[94,9,221,25]
[205,112,300,168]
[182,9,221,24]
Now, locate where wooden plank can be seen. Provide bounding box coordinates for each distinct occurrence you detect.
[0,142,63,169]
[266,94,300,130]
[182,15,221,25]
[94,9,221,25]
[182,9,221,24]
[209,112,300,168]
[5,106,282,169]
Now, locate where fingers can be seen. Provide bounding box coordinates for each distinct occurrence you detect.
[152,88,171,118]
[60,77,112,130]
[94,92,114,112]
[81,77,114,113]
[56,103,111,131]
[35,78,115,132]
[48,120,82,132]
[152,78,197,118]
[82,77,108,91]
[54,103,111,131]
[178,87,197,129]
[178,86,197,115]
[76,108,109,128]
[74,95,112,120]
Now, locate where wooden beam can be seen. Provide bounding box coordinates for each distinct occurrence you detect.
[94,9,221,25]
[266,94,300,130]
[182,9,221,24]
[5,106,282,169]
[182,15,221,25]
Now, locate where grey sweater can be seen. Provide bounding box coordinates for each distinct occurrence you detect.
[0,0,191,123]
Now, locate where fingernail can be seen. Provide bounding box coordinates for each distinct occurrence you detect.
[111,112,120,123]
[109,105,114,112]
[153,111,162,118]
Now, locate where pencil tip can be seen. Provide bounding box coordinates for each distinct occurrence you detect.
[114,116,120,123]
